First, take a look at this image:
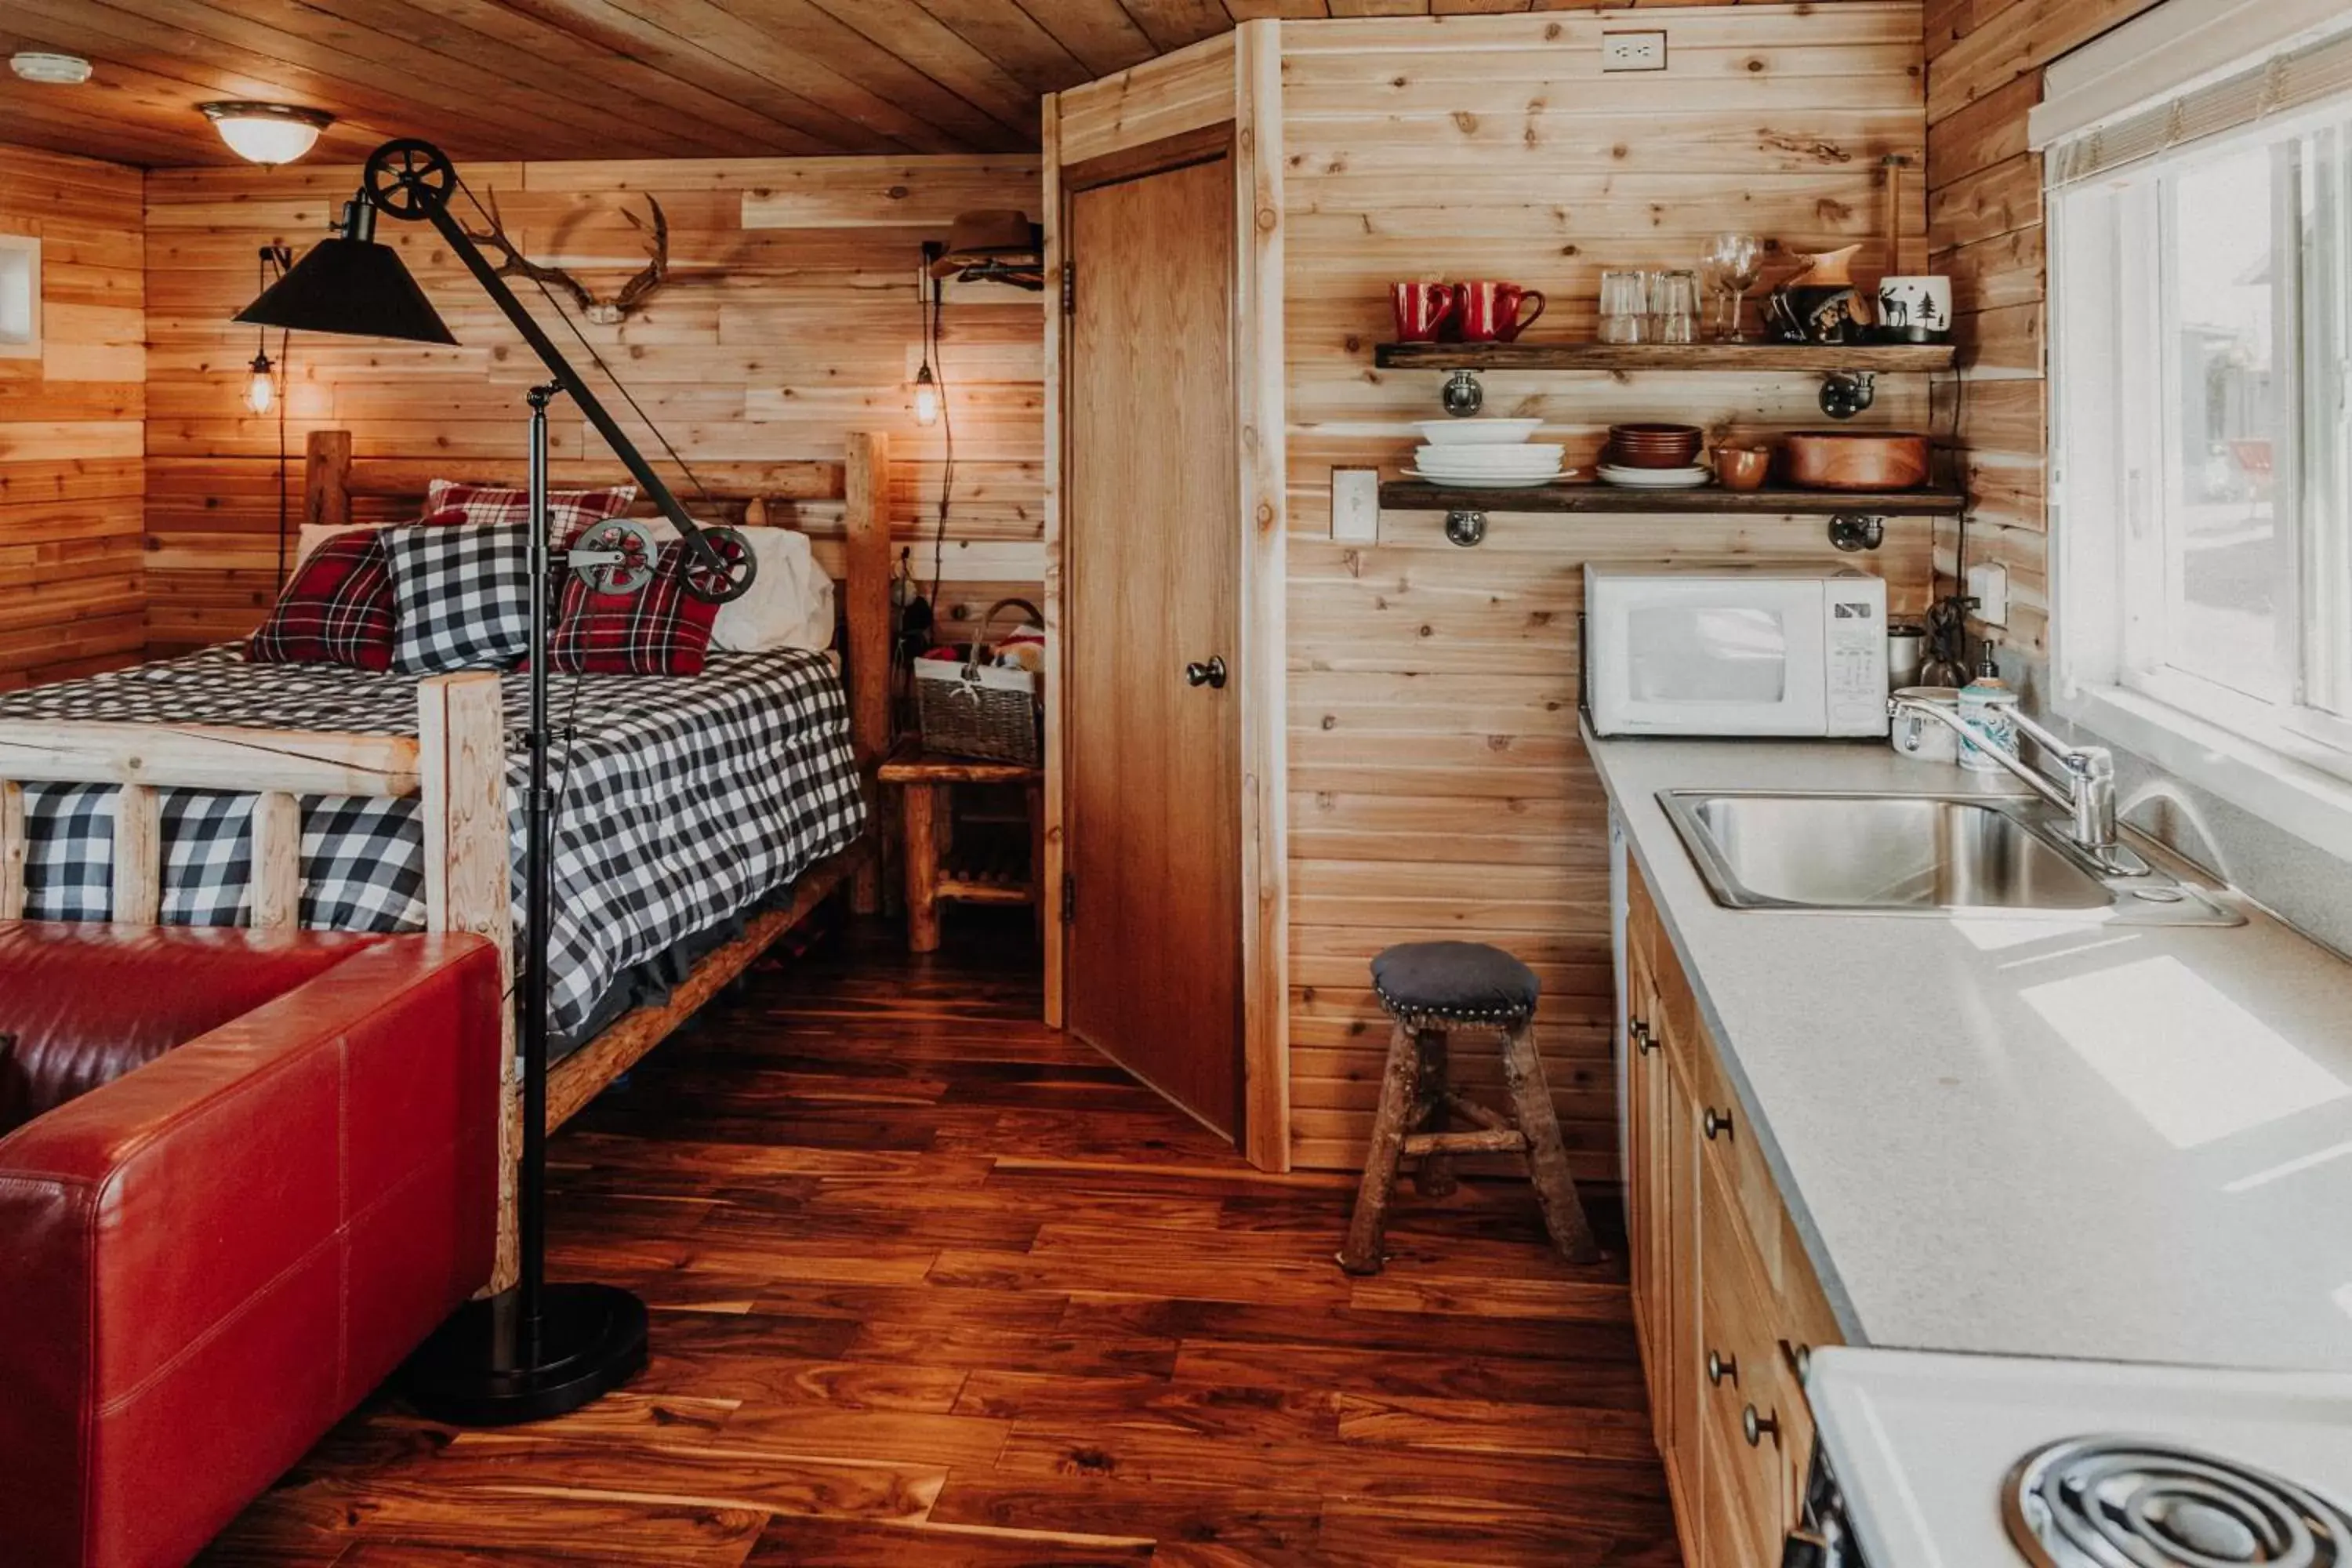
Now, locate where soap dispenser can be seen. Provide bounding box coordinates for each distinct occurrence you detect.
[1957,641,2019,775]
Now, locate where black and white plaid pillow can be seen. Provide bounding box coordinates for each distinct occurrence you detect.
[383,522,535,673]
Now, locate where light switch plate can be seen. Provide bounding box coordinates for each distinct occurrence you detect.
[1967,561,2010,627]
[1330,467,1380,543]
[1602,31,1668,71]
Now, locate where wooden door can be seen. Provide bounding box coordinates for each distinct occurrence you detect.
[1064,153,1243,1139]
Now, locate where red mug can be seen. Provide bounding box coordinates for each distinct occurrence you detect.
[1455,281,1546,343]
[1390,281,1457,343]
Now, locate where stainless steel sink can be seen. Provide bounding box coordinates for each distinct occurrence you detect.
[1659,790,2242,925]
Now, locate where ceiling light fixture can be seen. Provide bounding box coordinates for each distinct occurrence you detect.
[199,102,333,166]
[9,52,93,85]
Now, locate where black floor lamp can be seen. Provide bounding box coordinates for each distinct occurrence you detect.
[237,139,756,1426]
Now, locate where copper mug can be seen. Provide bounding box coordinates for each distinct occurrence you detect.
[1455,281,1546,343]
[1389,281,1457,343]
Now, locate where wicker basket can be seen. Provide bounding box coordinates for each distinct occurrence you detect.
[913,597,1043,766]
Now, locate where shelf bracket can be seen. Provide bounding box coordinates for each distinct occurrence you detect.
[1820,369,1877,420]
[1827,514,1886,552]
[1441,368,1484,417]
[1445,509,1488,547]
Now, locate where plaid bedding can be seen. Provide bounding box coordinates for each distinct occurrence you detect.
[0,646,865,1045]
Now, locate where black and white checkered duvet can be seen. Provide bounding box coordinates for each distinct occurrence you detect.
[0,646,865,1045]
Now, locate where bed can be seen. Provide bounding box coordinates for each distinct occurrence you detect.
[0,427,895,1285]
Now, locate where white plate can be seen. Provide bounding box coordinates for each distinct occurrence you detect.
[1414,442,1566,466]
[1414,418,1544,446]
[1598,464,1713,489]
[1414,458,1567,480]
[1403,466,1574,490]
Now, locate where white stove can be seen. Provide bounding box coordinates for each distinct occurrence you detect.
[1798,1347,2352,1568]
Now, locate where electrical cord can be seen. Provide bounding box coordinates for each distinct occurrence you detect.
[928,267,956,612]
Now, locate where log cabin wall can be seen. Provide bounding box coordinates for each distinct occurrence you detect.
[143,154,1043,653]
[1279,5,1934,1178]
[1924,0,2162,659]
[0,143,147,688]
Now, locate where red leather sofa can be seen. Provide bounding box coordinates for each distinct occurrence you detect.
[0,924,505,1568]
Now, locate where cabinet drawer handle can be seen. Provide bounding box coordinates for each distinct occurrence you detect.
[1781,1339,1812,1380]
[1706,1349,1737,1387]
[1704,1107,1733,1142]
[1631,1020,1658,1055]
[1743,1404,1779,1448]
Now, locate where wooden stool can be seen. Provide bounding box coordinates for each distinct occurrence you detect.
[877,743,1044,953]
[1338,940,1602,1275]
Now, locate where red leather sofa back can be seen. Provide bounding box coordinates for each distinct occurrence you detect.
[0,925,504,1568]
[0,924,382,1133]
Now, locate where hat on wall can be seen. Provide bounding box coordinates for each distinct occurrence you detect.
[928,210,1043,280]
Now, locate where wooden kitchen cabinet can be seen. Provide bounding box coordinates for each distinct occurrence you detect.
[1624,857,1842,1567]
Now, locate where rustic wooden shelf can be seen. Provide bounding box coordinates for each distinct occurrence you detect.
[1372,341,1958,373]
[1378,479,1965,516]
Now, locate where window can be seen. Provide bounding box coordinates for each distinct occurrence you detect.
[0,235,36,361]
[2049,21,2352,855]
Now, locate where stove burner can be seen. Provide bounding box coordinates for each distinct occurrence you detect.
[2006,1437,2352,1568]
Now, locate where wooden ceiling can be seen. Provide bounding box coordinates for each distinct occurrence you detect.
[0,0,1283,166]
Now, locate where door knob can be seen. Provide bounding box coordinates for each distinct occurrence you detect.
[1184,656,1228,689]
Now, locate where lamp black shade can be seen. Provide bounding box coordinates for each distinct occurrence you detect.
[235,236,457,345]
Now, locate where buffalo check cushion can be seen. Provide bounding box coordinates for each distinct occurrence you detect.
[245,522,419,671]
[549,536,731,676]
[427,478,636,539]
[383,521,535,673]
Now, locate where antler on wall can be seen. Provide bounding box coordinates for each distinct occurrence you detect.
[463,191,671,326]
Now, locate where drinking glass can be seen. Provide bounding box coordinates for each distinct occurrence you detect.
[1599,270,1648,344]
[1701,232,1765,341]
[1651,269,1700,345]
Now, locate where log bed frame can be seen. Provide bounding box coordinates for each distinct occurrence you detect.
[0,426,896,1287]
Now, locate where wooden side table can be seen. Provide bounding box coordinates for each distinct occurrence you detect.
[876,743,1044,953]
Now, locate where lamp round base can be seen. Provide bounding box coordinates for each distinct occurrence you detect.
[402,1283,648,1427]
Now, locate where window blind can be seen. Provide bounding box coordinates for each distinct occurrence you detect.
[2033,0,2352,187]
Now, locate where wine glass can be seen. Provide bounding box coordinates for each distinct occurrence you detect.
[1701,232,1764,341]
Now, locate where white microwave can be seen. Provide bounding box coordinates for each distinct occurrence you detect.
[1583,564,1889,737]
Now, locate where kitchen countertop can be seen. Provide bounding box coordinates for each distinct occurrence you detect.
[1586,726,2352,1372]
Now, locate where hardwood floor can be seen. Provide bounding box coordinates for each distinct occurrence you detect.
[201,915,1676,1567]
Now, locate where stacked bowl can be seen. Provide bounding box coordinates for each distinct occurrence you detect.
[1407,419,1569,489]
[1600,423,1710,489]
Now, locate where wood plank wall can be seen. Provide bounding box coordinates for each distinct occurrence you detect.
[143,154,1044,652]
[1925,0,2161,659]
[1279,5,1935,1178]
[0,143,147,687]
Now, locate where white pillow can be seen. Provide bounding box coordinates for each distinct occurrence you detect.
[715,526,834,652]
[587,520,833,652]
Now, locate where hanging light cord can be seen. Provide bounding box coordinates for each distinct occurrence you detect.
[928,267,955,609]
[454,174,716,509]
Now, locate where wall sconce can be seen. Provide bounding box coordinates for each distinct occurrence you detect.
[242,244,292,416]
[913,242,945,428]
[912,362,939,428]
[200,103,333,166]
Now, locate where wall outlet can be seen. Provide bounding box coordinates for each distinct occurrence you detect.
[1967,561,2010,628]
[1602,31,1668,72]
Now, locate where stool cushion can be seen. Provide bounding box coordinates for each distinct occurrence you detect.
[1370,941,1540,1023]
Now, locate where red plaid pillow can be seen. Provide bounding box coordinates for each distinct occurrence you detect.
[245,516,460,670]
[546,535,734,676]
[427,478,636,540]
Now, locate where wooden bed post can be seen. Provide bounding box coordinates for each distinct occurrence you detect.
[845,430,893,916]
[306,430,353,532]
[417,670,518,1293]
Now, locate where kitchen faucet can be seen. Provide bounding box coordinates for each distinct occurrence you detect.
[1885,695,2147,876]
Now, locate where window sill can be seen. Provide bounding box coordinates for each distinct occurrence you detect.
[2060,681,2352,866]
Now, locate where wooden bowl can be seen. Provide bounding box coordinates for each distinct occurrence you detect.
[1711,445,1773,492]
[1606,422,1704,469]
[1779,430,1931,491]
